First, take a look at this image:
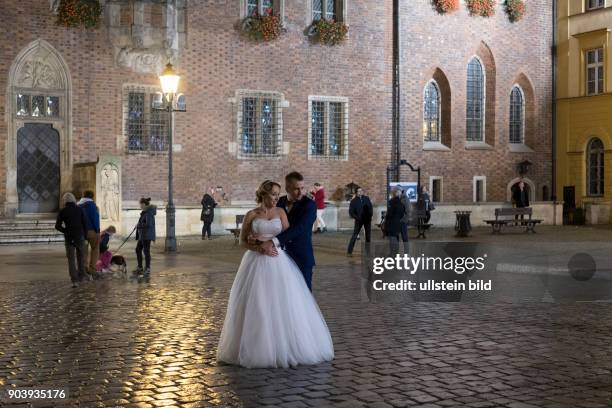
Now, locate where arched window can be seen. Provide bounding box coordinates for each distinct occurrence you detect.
[466,58,485,142]
[587,138,604,196]
[509,86,524,144]
[423,80,441,142]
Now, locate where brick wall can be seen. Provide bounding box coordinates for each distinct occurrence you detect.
[0,0,552,214]
[399,0,553,203]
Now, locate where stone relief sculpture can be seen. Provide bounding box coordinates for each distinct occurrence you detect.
[117,48,166,75]
[19,60,61,89]
[100,163,120,222]
[108,0,186,75]
[50,0,60,14]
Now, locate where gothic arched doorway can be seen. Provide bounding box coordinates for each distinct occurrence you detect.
[6,39,71,216]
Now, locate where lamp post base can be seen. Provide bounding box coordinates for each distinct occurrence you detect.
[165,204,177,252]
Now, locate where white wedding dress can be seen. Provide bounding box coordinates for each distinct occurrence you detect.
[217,217,334,368]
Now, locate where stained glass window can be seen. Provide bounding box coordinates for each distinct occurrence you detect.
[313,0,339,21]
[423,81,441,142]
[31,96,45,117]
[16,94,30,116]
[46,96,60,117]
[247,0,275,16]
[313,0,322,21]
[509,86,524,144]
[466,58,484,142]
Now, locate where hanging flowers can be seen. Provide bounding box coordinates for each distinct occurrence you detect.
[432,0,460,14]
[505,0,526,22]
[241,12,283,42]
[307,19,349,46]
[465,0,496,17]
[57,0,102,29]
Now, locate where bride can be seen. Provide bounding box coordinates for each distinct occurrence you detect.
[217,180,334,368]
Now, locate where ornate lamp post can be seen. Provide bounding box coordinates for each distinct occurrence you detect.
[158,63,184,252]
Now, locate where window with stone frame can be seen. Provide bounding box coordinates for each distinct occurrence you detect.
[308,96,349,160]
[124,86,168,153]
[16,93,61,118]
[509,86,525,144]
[587,138,604,196]
[466,58,485,142]
[312,0,344,22]
[423,80,441,142]
[238,92,283,158]
[244,0,282,17]
[586,0,605,11]
[586,48,604,96]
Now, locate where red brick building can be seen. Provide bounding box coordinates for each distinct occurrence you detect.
[0,0,554,228]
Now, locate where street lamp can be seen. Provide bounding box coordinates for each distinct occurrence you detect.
[158,63,185,252]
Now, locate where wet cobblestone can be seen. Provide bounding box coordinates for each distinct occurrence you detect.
[1,231,612,407]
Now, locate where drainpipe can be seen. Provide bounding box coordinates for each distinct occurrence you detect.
[551,0,558,224]
[392,0,400,182]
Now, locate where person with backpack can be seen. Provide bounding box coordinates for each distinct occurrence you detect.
[55,192,88,287]
[134,197,156,279]
[200,188,217,240]
[78,190,101,276]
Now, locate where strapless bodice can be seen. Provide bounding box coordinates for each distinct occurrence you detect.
[252,218,282,239]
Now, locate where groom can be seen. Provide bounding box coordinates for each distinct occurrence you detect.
[259,171,317,291]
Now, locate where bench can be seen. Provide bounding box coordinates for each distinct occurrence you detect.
[484,207,542,234]
[226,214,245,244]
[415,210,433,239]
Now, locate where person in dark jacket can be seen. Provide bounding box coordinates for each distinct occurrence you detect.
[399,190,410,246]
[200,188,217,240]
[512,181,530,220]
[384,188,404,255]
[78,190,100,275]
[134,197,157,279]
[416,186,435,223]
[347,187,374,256]
[55,192,88,287]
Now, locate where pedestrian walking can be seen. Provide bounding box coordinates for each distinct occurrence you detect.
[78,190,100,276]
[134,197,157,279]
[384,188,403,255]
[201,188,217,240]
[55,192,88,287]
[399,189,410,249]
[416,186,435,223]
[347,188,373,256]
[312,182,327,233]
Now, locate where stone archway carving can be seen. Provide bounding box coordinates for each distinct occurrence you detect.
[506,177,536,202]
[5,39,72,217]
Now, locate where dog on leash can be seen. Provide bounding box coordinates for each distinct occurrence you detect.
[110,255,128,277]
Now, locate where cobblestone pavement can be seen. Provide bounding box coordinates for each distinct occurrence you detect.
[2,228,612,407]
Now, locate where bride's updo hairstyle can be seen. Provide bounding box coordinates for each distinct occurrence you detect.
[256,180,281,205]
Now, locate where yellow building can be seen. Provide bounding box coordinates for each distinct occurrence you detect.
[556,0,612,223]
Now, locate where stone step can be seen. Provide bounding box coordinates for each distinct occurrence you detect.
[0,218,63,245]
[0,236,64,245]
[0,230,63,237]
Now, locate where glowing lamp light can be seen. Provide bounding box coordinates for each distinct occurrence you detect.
[159,63,180,96]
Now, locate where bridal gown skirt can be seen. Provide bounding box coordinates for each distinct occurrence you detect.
[217,249,334,368]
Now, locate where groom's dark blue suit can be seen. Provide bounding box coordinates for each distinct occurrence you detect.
[276,195,317,291]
